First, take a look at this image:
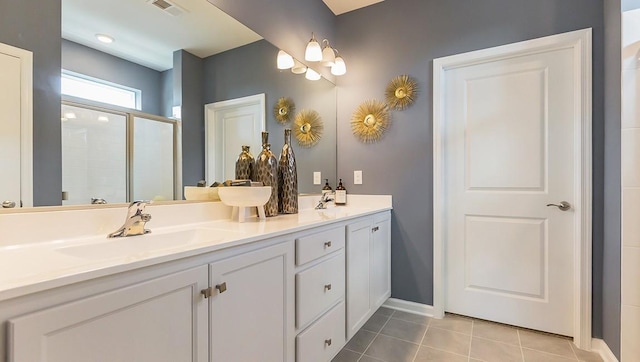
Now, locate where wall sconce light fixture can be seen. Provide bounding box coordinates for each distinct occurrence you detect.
[305,68,321,81]
[276,32,347,80]
[277,50,294,70]
[305,33,323,62]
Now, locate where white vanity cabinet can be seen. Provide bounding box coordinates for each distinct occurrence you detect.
[346,211,391,339]
[8,266,209,362]
[207,241,294,362]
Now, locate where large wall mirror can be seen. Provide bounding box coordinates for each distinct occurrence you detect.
[15,0,336,207]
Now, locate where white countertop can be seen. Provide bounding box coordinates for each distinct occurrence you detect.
[0,195,391,302]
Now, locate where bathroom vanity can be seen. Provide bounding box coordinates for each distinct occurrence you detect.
[0,195,391,362]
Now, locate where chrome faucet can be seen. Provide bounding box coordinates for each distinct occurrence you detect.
[91,197,107,205]
[108,201,152,238]
[316,192,335,209]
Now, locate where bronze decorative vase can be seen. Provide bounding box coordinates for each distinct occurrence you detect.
[254,132,279,217]
[235,145,255,181]
[278,129,298,214]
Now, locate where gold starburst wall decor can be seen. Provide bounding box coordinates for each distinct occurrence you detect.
[293,109,323,147]
[273,97,295,124]
[385,74,418,110]
[351,99,390,143]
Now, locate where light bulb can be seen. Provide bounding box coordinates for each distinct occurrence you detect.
[95,34,114,44]
[305,68,321,81]
[305,33,322,62]
[277,50,294,69]
[331,56,346,76]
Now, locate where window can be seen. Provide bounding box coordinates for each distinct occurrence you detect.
[61,70,141,110]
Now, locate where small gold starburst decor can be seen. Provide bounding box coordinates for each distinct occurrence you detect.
[293,109,323,147]
[385,75,418,110]
[273,97,295,124]
[351,99,390,143]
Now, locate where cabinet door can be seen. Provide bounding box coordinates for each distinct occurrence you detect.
[371,213,391,309]
[9,266,208,362]
[346,219,373,339]
[209,242,293,362]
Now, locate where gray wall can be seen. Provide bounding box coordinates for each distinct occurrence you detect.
[203,40,337,193]
[335,0,607,338]
[0,0,62,206]
[174,50,205,190]
[603,0,621,357]
[62,40,165,116]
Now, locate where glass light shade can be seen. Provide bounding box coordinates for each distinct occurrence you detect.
[321,46,336,67]
[305,34,322,62]
[305,68,321,81]
[277,50,294,69]
[331,56,346,76]
[291,60,307,74]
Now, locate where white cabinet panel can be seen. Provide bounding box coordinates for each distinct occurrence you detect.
[371,213,391,308]
[296,251,345,328]
[295,226,345,265]
[346,219,373,339]
[9,266,208,362]
[296,302,345,362]
[209,241,293,362]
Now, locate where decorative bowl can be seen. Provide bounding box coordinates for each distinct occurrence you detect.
[217,186,271,207]
[184,186,220,201]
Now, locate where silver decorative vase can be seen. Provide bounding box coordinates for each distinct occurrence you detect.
[278,128,298,214]
[278,129,298,214]
[255,132,279,217]
[235,145,255,181]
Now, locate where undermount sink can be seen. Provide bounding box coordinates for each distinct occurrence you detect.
[55,228,241,260]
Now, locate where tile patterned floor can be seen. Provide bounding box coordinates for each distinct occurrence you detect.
[333,308,603,362]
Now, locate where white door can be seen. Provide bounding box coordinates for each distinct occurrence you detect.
[205,94,265,184]
[440,34,587,337]
[0,43,32,208]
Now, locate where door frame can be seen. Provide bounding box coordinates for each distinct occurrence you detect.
[432,28,592,349]
[0,42,33,207]
[204,93,265,183]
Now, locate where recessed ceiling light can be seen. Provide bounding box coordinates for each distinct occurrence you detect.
[95,34,114,44]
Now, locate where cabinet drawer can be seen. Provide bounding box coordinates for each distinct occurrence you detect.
[296,252,345,328]
[296,226,345,265]
[296,301,345,362]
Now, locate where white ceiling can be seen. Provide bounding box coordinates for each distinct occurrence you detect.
[322,0,384,15]
[62,0,262,71]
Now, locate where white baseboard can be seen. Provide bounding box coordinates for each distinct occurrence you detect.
[382,298,435,317]
[591,338,618,362]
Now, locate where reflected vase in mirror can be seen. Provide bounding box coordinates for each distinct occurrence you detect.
[255,132,279,217]
[278,129,298,214]
[235,145,255,181]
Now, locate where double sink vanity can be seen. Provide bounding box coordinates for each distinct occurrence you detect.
[0,194,391,361]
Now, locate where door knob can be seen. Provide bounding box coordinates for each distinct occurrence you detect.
[546,201,571,211]
[2,200,16,208]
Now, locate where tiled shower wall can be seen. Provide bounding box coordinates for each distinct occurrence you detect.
[621,8,640,361]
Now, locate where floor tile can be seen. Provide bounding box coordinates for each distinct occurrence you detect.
[375,307,395,317]
[345,329,377,353]
[414,346,468,362]
[570,344,603,362]
[362,313,390,333]
[331,349,361,362]
[380,318,428,343]
[363,334,420,362]
[522,348,577,361]
[422,327,471,356]
[470,337,523,362]
[473,319,520,345]
[518,330,575,359]
[391,310,432,326]
[429,314,473,334]
[358,355,385,362]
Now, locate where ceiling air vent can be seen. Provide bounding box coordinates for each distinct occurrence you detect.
[148,0,186,16]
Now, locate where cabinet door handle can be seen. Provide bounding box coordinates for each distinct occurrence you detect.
[372,226,379,232]
[216,282,228,293]
[324,283,332,291]
[325,338,332,346]
[324,241,332,248]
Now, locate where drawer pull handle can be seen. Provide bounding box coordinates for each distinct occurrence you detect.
[324,284,332,291]
[216,282,227,293]
[325,338,332,346]
[324,241,332,248]
[372,226,380,232]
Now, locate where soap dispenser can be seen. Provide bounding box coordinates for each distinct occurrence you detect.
[335,179,347,205]
[322,179,333,195]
